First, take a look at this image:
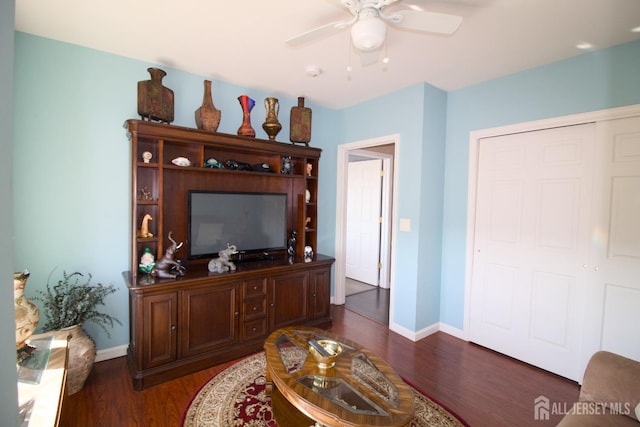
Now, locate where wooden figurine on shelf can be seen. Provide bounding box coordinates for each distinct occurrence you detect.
[137,214,153,238]
[152,232,186,279]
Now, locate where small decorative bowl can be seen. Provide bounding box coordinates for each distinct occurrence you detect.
[309,339,342,369]
[171,156,191,167]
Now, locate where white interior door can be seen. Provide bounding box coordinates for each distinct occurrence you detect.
[469,124,596,381]
[346,159,382,285]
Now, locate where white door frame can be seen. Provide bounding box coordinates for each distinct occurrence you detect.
[463,104,640,338]
[335,134,399,308]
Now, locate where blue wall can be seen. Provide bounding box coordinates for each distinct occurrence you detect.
[440,40,640,328]
[12,32,337,350]
[336,83,447,330]
[12,30,640,355]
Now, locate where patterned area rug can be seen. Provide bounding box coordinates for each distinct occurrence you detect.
[182,352,468,427]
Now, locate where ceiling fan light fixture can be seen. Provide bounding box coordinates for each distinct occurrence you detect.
[351,17,386,51]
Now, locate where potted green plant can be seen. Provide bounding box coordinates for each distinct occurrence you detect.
[34,270,121,395]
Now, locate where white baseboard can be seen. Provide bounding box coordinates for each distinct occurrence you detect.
[389,321,440,342]
[95,344,127,362]
[438,322,467,341]
[389,321,467,342]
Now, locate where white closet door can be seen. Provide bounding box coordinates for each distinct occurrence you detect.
[470,124,596,381]
[581,117,640,367]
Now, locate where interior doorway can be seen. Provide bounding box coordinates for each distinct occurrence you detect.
[335,135,398,326]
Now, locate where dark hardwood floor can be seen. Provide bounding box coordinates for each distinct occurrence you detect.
[59,305,579,426]
[345,286,390,325]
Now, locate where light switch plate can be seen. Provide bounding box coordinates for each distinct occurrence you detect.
[399,218,411,232]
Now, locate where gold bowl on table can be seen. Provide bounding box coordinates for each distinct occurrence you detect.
[309,339,342,369]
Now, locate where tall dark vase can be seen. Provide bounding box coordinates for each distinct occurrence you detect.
[137,68,174,124]
[237,95,256,137]
[289,96,312,146]
[195,80,221,132]
[262,97,282,141]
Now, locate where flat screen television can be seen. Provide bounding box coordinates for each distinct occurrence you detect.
[188,191,288,260]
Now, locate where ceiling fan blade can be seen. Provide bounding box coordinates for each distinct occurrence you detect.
[393,10,462,34]
[286,20,352,46]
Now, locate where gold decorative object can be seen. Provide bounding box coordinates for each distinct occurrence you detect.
[262,97,282,141]
[309,339,342,369]
[14,270,39,361]
[137,213,153,238]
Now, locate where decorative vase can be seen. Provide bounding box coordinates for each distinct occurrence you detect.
[262,97,282,141]
[14,270,39,360]
[137,67,174,124]
[290,96,312,146]
[237,95,256,137]
[63,324,96,395]
[195,80,221,132]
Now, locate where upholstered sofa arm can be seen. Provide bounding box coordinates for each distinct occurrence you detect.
[579,351,640,421]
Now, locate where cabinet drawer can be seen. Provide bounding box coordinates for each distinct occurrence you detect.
[244,279,266,297]
[243,296,267,320]
[243,318,267,340]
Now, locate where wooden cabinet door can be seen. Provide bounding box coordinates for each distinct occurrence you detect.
[269,271,309,330]
[180,283,240,358]
[142,292,177,369]
[309,267,331,320]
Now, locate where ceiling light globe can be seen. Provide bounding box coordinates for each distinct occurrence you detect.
[351,18,386,52]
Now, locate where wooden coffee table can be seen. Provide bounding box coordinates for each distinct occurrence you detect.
[264,326,414,427]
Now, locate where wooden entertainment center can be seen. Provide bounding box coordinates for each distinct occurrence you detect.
[124,119,334,390]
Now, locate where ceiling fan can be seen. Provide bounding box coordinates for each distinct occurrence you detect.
[286,0,463,53]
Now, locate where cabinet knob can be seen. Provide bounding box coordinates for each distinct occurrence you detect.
[312,293,316,297]
[270,303,274,307]
[253,306,258,311]
[252,327,257,332]
[253,285,258,290]
[171,325,176,331]
[235,311,239,316]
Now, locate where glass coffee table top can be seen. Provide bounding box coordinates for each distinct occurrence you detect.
[265,326,414,427]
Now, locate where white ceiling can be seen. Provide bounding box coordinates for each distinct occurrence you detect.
[15,0,640,109]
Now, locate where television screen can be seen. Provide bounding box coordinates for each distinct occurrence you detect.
[188,191,288,259]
